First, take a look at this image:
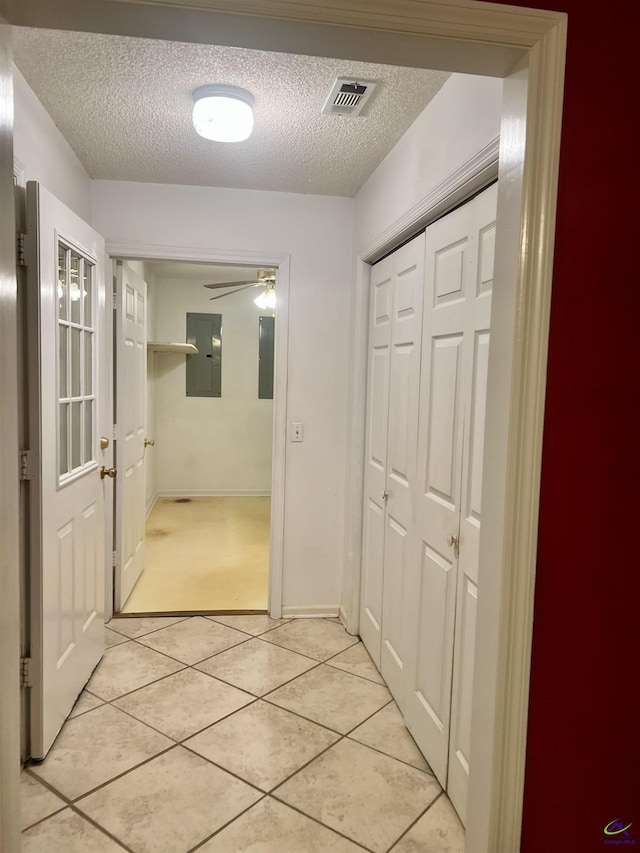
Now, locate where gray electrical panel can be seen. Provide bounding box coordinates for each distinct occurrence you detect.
[258,316,275,400]
[186,313,222,398]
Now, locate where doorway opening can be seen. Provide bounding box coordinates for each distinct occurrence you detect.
[112,258,280,616]
[1,1,568,844]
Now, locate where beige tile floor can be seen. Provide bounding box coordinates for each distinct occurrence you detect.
[123,497,270,612]
[21,616,465,853]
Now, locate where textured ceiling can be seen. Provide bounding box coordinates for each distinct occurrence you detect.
[12,28,449,197]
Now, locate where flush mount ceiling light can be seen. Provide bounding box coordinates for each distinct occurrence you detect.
[192,84,254,143]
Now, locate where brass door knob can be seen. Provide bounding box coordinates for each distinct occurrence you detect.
[144,438,155,447]
[100,466,117,480]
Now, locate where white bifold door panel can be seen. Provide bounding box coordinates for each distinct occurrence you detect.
[359,233,425,708]
[445,185,496,821]
[379,239,425,706]
[404,183,497,824]
[25,182,107,759]
[114,261,147,611]
[359,184,497,826]
[359,254,393,665]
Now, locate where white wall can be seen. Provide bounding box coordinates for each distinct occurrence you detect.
[152,273,274,496]
[13,67,92,221]
[92,182,354,610]
[354,74,502,250]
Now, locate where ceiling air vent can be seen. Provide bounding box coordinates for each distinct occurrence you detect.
[322,78,378,117]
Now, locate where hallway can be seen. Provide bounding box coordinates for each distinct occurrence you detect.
[20,617,464,852]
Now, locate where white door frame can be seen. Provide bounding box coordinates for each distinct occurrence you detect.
[0,3,567,850]
[104,242,290,622]
[0,16,21,853]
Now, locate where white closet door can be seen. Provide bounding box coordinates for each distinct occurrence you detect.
[379,235,425,706]
[446,184,497,823]
[359,233,424,677]
[359,254,393,665]
[403,198,477,787]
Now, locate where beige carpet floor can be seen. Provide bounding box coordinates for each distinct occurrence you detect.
[122,497,270,613]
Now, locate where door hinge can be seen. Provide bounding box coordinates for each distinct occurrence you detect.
[112,424,118,440]
[112,550,118,568]
[19,449,36,481]
[16,233,27,267]
[112,292,119,310]
[20,657,32,689]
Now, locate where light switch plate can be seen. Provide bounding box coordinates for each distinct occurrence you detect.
[291,422,304,442]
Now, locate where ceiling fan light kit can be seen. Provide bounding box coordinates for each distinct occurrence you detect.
[204,268,277,314]
[192,84,254,142]
[253,285,276,311]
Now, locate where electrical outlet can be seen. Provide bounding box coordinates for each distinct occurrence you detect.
[291,422,304,442]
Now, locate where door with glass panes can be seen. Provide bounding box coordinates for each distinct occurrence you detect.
[26,182,107,758]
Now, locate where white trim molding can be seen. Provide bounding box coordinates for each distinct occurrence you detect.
[157,490,272,498]
[361,136,500,263]
[106,242,290,622]
[281,605,340,619]
[145,492,159,521]
[0,19,21,853]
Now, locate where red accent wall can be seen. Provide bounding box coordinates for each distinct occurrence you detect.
[479,1,640,850]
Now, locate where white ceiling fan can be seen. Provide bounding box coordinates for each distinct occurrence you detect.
[204,268,276,303]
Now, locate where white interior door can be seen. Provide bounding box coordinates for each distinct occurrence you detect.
[379,235,425,707]
[114,261,147,611]
[446,184,496,823]
[26,182,106,759]
[359,254,393,665]
[403,201,473,787]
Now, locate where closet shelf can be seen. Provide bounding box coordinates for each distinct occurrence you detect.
[147,342,199,355]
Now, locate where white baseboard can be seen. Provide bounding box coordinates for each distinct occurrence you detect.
[281,605,340,618]
[339,605,351,631]
[145,493,159,521]
[157,490,272,498]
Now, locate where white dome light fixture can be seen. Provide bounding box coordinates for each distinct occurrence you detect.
[192,84,254,143]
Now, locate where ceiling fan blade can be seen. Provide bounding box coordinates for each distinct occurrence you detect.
[203,279,259,290]
[208,283,260,300]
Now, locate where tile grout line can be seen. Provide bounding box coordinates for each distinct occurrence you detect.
[260,678,392,737]
[346,732,438,777]
[185,794,269,853]
[89,665,189,704]
[105,665,256,713]
[67,801,137,852]
[196,656,326,704]
[29,741,178,808]
[106,614,191,640]
[267,792,377,853]
[21,768,135,851]
[383,790,445,853]
[131,627,256,666]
